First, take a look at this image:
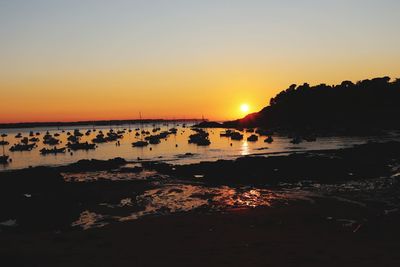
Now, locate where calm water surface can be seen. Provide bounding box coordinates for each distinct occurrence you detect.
[1,122,399,171]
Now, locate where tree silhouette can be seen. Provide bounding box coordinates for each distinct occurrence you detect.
[224,76,400,134]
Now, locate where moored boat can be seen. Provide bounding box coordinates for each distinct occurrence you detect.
[247,134,258,142]
[40,147,66,155]
[43,137,60,145]
[9,143,36,152]
[188,129,211,146]
[0,155,10,164]
[67,142,96,151]
[230,131,244,140]
[264,136,274,143]
[132,140,149,147]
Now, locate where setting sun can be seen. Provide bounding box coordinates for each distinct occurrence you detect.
[240,104,250,114]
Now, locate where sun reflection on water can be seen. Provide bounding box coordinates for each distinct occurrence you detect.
[240,141,249,156]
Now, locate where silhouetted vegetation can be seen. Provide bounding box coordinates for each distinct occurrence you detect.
[224,76,400,134]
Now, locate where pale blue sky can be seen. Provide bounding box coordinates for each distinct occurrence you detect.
[1,0,399,72]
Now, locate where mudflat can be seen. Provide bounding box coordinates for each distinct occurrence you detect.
[1,141,400,266]
[2,201,400,267]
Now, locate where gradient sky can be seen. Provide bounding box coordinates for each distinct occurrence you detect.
[1,0,400,123]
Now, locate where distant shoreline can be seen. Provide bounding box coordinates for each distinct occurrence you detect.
[0,118,203,130]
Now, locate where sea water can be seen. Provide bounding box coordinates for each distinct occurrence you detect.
[0,122,398,171]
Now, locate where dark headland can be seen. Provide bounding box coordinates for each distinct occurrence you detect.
[199,76,400,136]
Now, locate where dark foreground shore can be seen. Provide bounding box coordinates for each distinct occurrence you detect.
[2,201,400,267]
[1,141,400,266]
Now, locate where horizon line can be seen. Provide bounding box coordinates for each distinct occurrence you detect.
[0,118,219,130]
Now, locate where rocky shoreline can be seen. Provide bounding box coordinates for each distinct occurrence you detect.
[1,141,400,266]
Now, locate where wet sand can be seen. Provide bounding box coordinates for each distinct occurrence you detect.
[1,141,400,266]
[2,201,400,267]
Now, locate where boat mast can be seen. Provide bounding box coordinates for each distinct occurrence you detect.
[139,112,143,141]
[1,135,6,156]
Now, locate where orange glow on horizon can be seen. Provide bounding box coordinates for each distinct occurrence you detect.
[0,67,272,123]
[2,69,400,124]
[1,56,399,124]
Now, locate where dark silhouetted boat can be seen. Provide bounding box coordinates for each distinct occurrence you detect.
[43,137,60,145]
[145,135,161,144]
[196,138,211,146]
[107,132,122,141]
[132,140,149,147]
[0,155,9,164]
[0,141,9,145]
[67,142,96,151]
[1,134,10,163]
[133,112,149,147]
[44,138,60,145]
[290,136,302,144]
[256,129,274,136]
[92,133,107,143]
[10,143,35,152]
[43,132,52,140]
[67,135,79,143]
[188,129,211,146]
[247,134,258,142]
[264,136,274,143]
[230,132,244,140]
[40,147,66,155]
[92,131,122,143]
[0,133,9,146]
[220,130,233,137]
[304,135,317,142]
[73,129,84,137]
[158,131,170,139]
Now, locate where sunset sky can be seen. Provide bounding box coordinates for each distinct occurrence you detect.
[1,0,400,123]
